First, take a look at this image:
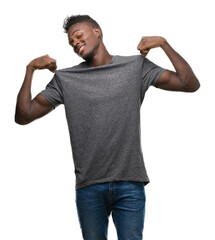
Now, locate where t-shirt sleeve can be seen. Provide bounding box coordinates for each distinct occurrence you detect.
[142,57,166,92]
[40,73,64,108]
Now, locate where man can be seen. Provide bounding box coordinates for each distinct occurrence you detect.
[15,15,200,240]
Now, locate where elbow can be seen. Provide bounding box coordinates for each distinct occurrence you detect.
[15,115,31,125]
[14,114,21,124]
[183,77,201,92]
[193,81,200,92]
[186,82,200,92]
[15,118,29,125]
[14,109,32,125]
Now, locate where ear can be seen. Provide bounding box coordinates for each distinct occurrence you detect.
[93,27,102,38]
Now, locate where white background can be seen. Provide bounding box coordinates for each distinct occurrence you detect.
[0,0,214,239]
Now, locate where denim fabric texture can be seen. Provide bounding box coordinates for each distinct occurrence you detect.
[76,181,146,240]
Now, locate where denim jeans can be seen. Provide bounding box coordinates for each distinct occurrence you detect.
[76,181,146,240]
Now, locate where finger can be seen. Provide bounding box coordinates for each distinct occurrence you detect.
[137,42,141,50]
[49,68,57,73]
[48,62,57,73]
[140,52,147,57]
[50,58,56,64]
[137,41,145,51]
[143,52,149,57]
[47,60,56,67]
[139,49,150,57]
[49,67,57,73]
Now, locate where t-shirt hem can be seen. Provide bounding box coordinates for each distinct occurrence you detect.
[40,91,57,108]
[153,68,167,87]
[75,177,150,190]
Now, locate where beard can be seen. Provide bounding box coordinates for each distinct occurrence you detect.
[82,43,100,63]
[82,50,94,62]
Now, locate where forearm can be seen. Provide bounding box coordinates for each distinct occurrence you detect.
[160,39,200,91]
[15,55,57,124]
[15,66,35,123]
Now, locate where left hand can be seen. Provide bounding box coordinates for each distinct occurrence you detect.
[137,36,166,57]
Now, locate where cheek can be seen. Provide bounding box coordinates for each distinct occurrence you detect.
[88,36,99,49]
[86,32,97,43]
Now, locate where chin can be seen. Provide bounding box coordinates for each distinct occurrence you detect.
[82,51,94,62]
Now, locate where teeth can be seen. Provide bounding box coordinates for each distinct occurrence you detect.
[79,46,84,54]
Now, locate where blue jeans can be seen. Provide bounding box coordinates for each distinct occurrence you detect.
[76,181,146,240]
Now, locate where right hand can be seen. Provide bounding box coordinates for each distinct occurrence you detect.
[27,54,57,73]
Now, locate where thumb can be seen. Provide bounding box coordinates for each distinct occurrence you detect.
[139,48,150,57]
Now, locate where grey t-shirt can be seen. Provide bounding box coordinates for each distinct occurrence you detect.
[40,55,166,190]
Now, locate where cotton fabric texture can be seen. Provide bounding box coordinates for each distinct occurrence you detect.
[40,55,166,189]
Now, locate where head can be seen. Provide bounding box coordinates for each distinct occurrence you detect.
[63,15,103,62]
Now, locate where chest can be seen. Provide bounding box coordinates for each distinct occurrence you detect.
[62,66,142,104]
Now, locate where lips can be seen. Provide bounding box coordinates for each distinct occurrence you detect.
[76,45,85,55]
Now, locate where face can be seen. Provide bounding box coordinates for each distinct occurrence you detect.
[68,22,101,61]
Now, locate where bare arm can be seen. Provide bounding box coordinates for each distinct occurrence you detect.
[137,36,200,92]
[15,55,57,125]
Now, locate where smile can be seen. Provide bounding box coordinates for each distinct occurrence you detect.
[77,45,85,55]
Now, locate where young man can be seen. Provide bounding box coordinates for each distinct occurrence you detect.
[15,15,200,240]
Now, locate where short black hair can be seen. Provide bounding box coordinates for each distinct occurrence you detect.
[63,14,103,38]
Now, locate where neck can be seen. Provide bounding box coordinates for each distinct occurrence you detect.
[86,43,112,67]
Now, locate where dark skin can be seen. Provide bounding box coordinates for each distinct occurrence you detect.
[15,22,200,125]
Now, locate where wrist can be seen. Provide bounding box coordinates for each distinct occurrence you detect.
[159,37,168,48]
[26,64,36,72]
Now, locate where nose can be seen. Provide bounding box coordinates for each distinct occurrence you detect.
[74,38,80,46]
[72,39,80,48]
[72,40,81,53]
